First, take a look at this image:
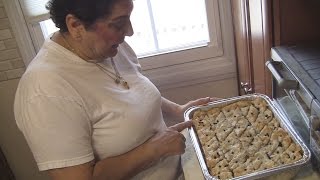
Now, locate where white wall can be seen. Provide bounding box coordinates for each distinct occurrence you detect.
[0,80,50,180]
[0,0,50,179]
[0,0,25,82]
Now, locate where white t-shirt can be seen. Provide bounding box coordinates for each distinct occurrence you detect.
[14,38,180,180]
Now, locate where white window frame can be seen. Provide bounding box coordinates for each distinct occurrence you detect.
[2,0,36,66]
[139,0,223,70]
[3,0,237,90]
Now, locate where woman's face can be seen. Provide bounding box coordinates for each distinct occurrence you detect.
[81,0,134,60]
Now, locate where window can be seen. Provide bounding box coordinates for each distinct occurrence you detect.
[40,19,58,38]
[40,0,210,59]
[34,0,222,70]
[11,0,223,70]
[5,0,235,89]
[125,0,209,58]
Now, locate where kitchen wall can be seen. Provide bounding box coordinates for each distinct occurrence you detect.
[0,0,50,180]
[0,0,24,81]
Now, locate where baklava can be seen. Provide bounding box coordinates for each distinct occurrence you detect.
[192,97,303,179]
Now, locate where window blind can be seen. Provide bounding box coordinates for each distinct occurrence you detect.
[18,0,50,24]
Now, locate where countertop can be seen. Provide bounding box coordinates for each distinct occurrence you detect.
[181,129,320,180]
[181,129,204,180]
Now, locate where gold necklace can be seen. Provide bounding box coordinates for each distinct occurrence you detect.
[60,32,130,89]
[95,58,130,89]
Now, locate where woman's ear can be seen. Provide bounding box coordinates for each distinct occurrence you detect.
[65,14,85,40]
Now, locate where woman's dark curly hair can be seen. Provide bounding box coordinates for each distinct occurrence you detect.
[46,0,119,32]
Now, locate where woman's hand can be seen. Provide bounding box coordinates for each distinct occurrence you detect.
[145,121,193,159]
[161,97,221,119]
[176,97,221,116]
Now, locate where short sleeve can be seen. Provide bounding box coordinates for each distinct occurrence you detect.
[14,68,94,171]
[18,95,94,171]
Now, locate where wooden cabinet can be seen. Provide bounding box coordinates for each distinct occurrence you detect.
[273,0,320,46]
[232,0,320,96]
[232,0,273,96]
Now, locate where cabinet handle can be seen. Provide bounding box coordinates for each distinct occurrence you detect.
[240,82,253,94]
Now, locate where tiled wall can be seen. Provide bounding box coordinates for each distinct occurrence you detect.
[0,0,25,83]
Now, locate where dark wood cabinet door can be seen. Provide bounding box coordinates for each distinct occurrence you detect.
[273,0,320,46]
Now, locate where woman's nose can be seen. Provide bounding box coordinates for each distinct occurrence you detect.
[125,21,134,37]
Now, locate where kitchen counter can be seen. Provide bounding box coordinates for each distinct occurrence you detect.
[181,130,320,180]
[181,129,204,180]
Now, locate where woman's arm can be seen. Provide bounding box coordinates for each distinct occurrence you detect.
[49,142,156,180]
[48,121,192,180]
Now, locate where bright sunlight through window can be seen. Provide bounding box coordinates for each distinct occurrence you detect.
[40,0,210,58]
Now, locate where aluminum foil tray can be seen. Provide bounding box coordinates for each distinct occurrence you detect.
[184,93,311,180]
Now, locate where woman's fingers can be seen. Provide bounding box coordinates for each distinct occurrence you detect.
[210,97,222,102]
[184,96,222,111]
[189,97,210,107]
[148,124,189,157]
[169,121,193,132]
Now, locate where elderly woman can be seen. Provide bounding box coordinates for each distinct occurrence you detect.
[14,0,214,179]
